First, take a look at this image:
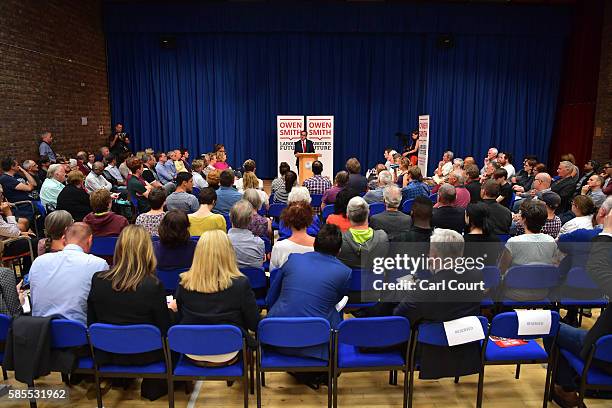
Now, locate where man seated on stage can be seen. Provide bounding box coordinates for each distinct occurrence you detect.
[432,150,454,184]
[293,130,315,169]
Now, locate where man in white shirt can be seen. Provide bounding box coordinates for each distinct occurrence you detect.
[497,152,516,179]
[85,162,112,193]
[480,147,498,175]
[104,154,125,186]
[30,223,109,324]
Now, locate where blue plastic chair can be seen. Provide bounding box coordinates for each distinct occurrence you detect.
[480,266,501,308]
[192,186,201,197]
[269,268,281,287]
[90,236,118,258]
[346,269,378,309]
[268,203,287,231]
[129,194,140,216]
[257,206,267,217]
[0,314,11,380]
[241,267,267,308]
[88,324,170,408]
[409,316,489,407]
[401,199,415,214]
[507,191,516,210]
[429,193,438,203]
[322,204,335,222]
[557,334,612,407]
[310,194,323,208]
[477,311,560,408]
[224,214,232,231]
[334,317,411,408]
[501,265,561,308]
[256,318,333,408]
[559,267,608,325]
[497,234,511,243]
[167,325,248,408]
[156,267,189,294]
[50,319,94,375]
[369,202,385,216]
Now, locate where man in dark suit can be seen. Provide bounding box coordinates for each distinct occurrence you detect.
[545,201,612,407]
[431,183,465,234]
[480,180,512,235]
[552,160,578,215]
[293,130,315,169]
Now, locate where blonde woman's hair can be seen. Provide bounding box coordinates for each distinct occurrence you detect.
[242,171,260,190]
[179,230,242,293]
[99,225,157,292]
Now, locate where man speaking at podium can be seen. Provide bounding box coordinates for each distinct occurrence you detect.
[294,130,315,169]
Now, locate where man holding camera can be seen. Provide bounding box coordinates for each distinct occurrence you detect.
[109,122,131,162]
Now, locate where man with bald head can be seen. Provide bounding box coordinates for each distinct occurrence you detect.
[29,223,109,324]
[512,171,552,212]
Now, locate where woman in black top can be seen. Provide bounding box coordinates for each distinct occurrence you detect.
[88,225,171,366]
[153,210,197,270]
[56,170,92,222]
[169,229,260,359]
[463,202,500,265]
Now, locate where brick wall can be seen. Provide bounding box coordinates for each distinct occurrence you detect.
[0,0,110,162]
[592,1,612,162]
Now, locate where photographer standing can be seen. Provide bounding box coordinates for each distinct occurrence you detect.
[109,122,131,162]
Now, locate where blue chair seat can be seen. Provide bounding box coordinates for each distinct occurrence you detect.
[98,361,166,374]
[559,298,608,307]
[337,343,405,368]
[485,338,547,361]
[480,297,495,307]
[501,298,552,307]
[271,220,279,230]
[560,349,612,386]
[174,354,244,377]
[77,356,94,370]
[261,348,328,368]
[256,298,267,308]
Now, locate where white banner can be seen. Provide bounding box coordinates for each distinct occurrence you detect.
[418,115,430,177]
[277,115,305,175]
[306,116,334,181]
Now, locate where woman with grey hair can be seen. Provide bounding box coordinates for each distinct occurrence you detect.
[228,200,265,268]
[278,187,321,240]
[244,188,271,239]
[337,196,389,269]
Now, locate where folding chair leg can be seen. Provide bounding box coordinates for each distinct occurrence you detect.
[168,375,175,408]
[327,368,332,408]
[515,364,521,379]
[393,370,398,385]
[261,372,266,387]
[332,371,338,408]
[389,371,394,385]
[454,376,459,384]
[543,363,553,408]
[476,366,485,408]
[402,369,409,408]
[255,368,262,408]
[244,373,249,408]
[249,351,255,395]
[2,367,7,380]
[94,372,103,408]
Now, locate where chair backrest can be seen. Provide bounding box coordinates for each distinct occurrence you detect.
[310,194,323,208]
[369,202,385,216]
[268,203,286,219]
[33,200,47,217]
[156,267,189,293]
[224,214,231,231]
[89,323,163,354]
[240,267,266,290]
[489,311,560,340]
[0,314,11,342]
[258,206,267,217]
[504,265,560,289]
[168,324,243,356]
[497,234,511,243]
[417,316,489,346]
[191,236,200,241]
[482,266,501,289]
[401,199,414,214]
[258,317,331,348]
[564,267,599,290]
[261,236,272,254]
[129,195,139,213]
[337,316,410,348]
[322,204,335,221]
[508,191,516,209]
[192,187,201,197]
[429,193,438,203]
[51,319,88,348]
[593,334,612,363]
[269,268,281,286]
[90,236,118,257]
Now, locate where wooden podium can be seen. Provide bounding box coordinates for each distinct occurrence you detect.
[296,153,322,185]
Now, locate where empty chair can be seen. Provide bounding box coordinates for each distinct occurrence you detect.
[167,325,248,408]
[477,311,560,408]
[89,236,118,258]
[501,265,561,308]
[559,267,608,325]
[240,267,267,308]
[50,319,94,375]
[333,316,411,408]
[480,266,501,308]
[156,267,189,294]
[368,202,385,216]
[256,317,333,408]
[322,204,335,222]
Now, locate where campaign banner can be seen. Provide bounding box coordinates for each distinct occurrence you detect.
[306,116,334,181]
[417,115,430,177]
[277,115,305,175]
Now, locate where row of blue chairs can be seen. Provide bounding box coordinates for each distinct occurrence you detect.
[2,312,609,407]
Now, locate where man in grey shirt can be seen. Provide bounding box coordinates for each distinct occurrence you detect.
[38,131,56,163]
[227,200,265,268]
[370,185,412,241]
[165,172,199,214]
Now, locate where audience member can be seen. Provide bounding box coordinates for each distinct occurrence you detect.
[515,192,563,238]
[337,196,389,268]
[345,157,368,193]
[401,166,430,202]
[241,171,268,207]
[153,210,197,270]
[464,164,482,204]
[212,170,242,214]
[188,187,227,235]
[30,223,109,324]
[552,161,578,214]
[135,188,167,236]
[22,160,41,195]
[480,147,498,175]
[39,164,66,209]
[207,169,221,190]
[493,168,512,208]
[85,162,112,192]
[126,157,153,213]
[266,224,351,360]
[511,158,537,193]
[235,159,263,192]
[155,152,175,185]
[189,159,208,189]
[433,150,454,184]
[496,151,515,178]
[243,188,271,239]
[513,171,552,212]
[56,170,91,221]
[37,210,73,255]
[278,187,321,240]
[463,202,500,265]
[166,172,199,214]
[395,157,412,188]
[431,184,465,234]
[38,131,56,162]
[366,163,387,190]
[228,200,265,268]
[213,150,230,170]
[580,174,605,207]
[75,151,91,176]
[172,229,260,357]
[398,196,433,243]
[0,267,22,317]
[273,170,297,204]
[269,202,315,270]
[480,180,512,234]
[37,156,51,184]
[83,189,129,237]
[271,162,291,194]
[370,185,412,242]
[104,154,126,187]
[322,170,349,206]
[446,170,470,208]
[499,200,559,301]
[558,195,596,235]
[363,170,393,204]
[325,188,354,233]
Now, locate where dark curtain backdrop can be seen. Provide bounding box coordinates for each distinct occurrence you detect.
[105,2,571,178]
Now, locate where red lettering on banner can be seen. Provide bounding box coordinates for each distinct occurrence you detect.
[308,121,332,129]
[279,121,303,129]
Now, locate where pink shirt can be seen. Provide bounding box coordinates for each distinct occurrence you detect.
[213,161,230,170]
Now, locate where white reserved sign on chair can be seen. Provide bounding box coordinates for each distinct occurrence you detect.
[443,316,485,347]
[515,309,551,336]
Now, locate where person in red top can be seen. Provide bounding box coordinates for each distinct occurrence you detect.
[325,189,355,233]
[83,189,129,237]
